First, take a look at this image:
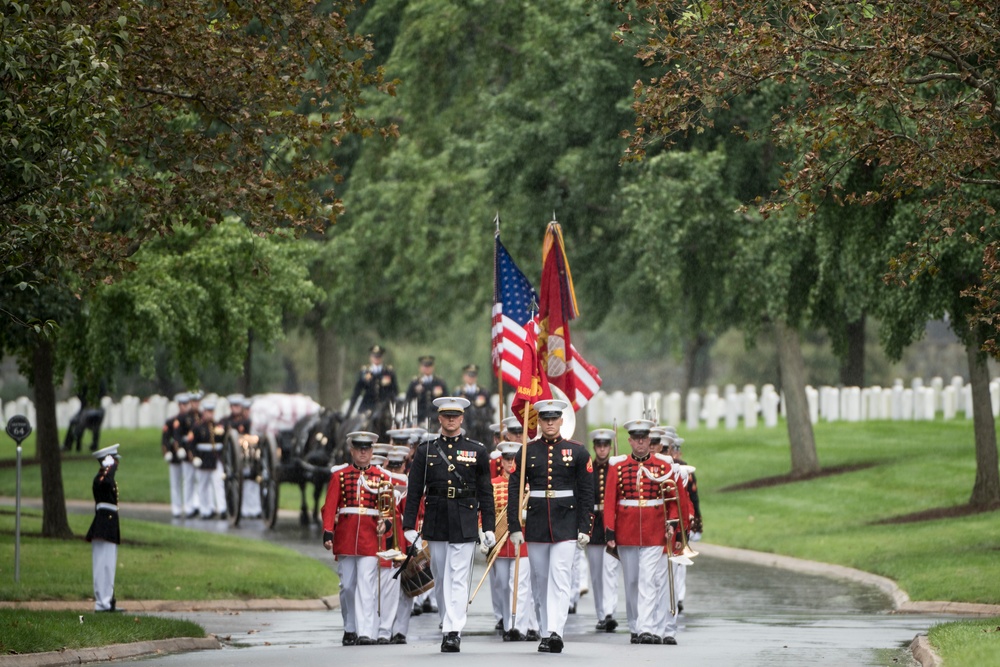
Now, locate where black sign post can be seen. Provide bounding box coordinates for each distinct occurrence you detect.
[5,415,32,583]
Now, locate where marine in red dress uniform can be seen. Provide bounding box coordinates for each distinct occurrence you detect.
[322,431,394,646]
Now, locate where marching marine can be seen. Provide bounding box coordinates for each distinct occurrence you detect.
[322,431,396,645]
[402,397,496,653]
[587,428,620,632]
[507,398,595,654]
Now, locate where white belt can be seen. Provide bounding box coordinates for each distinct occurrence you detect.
[96,503,118,512]
[618,499,664,507]
[528,489,574,498]
[338,507,377,516]
[196,443,223,452]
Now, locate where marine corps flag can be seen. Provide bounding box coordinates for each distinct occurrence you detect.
[538,219,602,410]
[510,318,551,438]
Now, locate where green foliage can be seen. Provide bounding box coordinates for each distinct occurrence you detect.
[0,610,205,655]
[86,220,321,387]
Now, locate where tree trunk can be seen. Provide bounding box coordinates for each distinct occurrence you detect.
[965,341,1000,508]
[34,338,73,538]
[317,323,342,410]
[774,320,820,477]
[839,315,866,387]
[681,332,711,420]
[240,329,254,395]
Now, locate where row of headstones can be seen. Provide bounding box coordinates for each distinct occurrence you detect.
[584,376,984,429]
[0,375,992,432]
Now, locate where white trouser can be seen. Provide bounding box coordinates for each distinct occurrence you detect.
[393,582,413,637]
[489,565,504,622]
[527,540,576,637]
[92,539,117,611]
[654,552,679,637]
[168,463,183,517]
[570,546,587,605]
[377,565,401,640]
[241,478,262,517]
[619,545,663,636]
[494,556,537,633]
[587,543,620,620]
[674,561,687,605]
[195,468,215,516]
[428,541,476,635]
[181,461,198,514]
[337,556,378,637]
[212,459,226,513]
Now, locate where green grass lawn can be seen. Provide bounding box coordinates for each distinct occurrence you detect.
[0,609,205,655]
[0,509,338,601]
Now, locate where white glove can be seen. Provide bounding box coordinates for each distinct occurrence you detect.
[482,531,496,549]
[479,542,490,555]
[403,530,419,546]
[192,456,202,468]
[577,532,590,549]
[177,448,187,460]
[509,531,524,548]
[164,452,173,462]
[689,531,703,543]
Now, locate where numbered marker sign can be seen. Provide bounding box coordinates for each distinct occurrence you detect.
[5,415,32,445]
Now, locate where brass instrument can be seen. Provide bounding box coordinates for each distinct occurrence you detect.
[468,498,510,604]
[376,479,396,617]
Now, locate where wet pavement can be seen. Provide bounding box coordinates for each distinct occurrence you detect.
[30,501,964,666]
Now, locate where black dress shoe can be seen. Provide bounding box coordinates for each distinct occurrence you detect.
[356,636,374,645]
[389,633,407,644]
[495,619,504,634]
[504,629,523,642]
[411,602,423,616]
[596,619,607,631]
[638,632,656,644]
[185,510,199,519]
[342,632,358,646]
[677,601,684,613]
[537,637,550,653]
[376,637,390,645]
[605,616,618,632]
[422,598,434,613]
[630,633,639,644]
[219,511,228,520]
[663,636,678,645]
[651,635,662,644]
[547,633,564,653]
[568,604,576,614]
[525,629,541,641]
[441,631,461,653]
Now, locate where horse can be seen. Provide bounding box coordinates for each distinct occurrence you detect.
[62,407,106,452]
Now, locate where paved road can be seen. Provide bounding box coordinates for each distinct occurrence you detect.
[111,505,955,666]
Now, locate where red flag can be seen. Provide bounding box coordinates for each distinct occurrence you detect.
[538,220,602,410]
[510,319,551,438]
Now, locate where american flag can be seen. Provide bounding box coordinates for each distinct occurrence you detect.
[492,233,602,410]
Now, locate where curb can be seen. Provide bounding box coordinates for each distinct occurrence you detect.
[0,637,220,667]
[0,598,339,612]
[910,635,943,667]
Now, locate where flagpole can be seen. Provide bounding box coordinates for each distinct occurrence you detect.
[511,400,530,630]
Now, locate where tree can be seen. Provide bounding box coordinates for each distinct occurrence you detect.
[2,0,395,536]
[617,0,1000,498]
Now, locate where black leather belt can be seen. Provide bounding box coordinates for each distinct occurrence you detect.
[428,486,475,499]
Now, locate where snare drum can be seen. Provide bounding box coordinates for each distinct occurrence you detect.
[400,545,434,598]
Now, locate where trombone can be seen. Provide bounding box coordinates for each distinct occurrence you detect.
[375,479,397,616]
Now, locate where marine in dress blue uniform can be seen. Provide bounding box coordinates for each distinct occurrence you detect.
[507,399,595,654]
[402,397,496,653]
[86,444,121,612]
[349,344,399,416]
[404,355,449,423]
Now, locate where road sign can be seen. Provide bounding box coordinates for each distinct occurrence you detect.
[5,415,32,445]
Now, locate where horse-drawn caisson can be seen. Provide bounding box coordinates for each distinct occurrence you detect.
[221,393,403,528]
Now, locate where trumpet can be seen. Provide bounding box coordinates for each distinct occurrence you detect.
[659,477,698,561]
